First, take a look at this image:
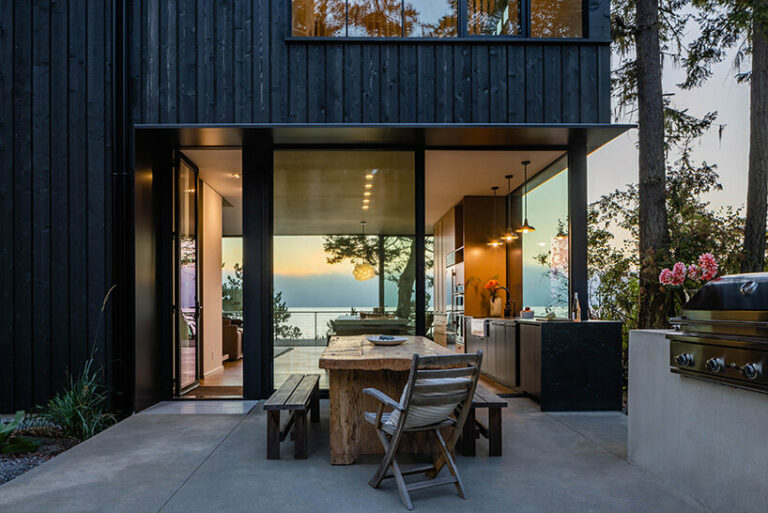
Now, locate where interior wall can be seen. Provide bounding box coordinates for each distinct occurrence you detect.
[201,181,223,376]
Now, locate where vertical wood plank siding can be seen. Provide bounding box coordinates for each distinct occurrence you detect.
[1,0,114,411]
[129,0,610,125]
[0,0,611,410]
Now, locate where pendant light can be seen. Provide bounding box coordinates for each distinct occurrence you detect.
[502,174,519,242]
[352,221,376,281]
[516,160,536,233]
[488,186,502,248]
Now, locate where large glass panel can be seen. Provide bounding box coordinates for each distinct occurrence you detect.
[273,151,415,388]
[405,0,457,37]
[348,0,403,37]
[521,170,569,317]
[530,0,583,38]
[292,0,346,36]
[467,0,521,35]
[178,160,198,391]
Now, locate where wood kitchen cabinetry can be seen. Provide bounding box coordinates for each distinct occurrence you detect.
[465,318,518,388]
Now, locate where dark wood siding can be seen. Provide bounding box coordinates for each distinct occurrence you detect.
[0,0,114,411]
[129,0,611,125]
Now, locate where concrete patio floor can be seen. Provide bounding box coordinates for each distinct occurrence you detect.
[0,398,708,513]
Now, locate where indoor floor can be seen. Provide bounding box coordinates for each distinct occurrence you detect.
[0,399,706,513]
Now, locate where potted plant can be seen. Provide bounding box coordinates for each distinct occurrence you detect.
[485,279,504,317]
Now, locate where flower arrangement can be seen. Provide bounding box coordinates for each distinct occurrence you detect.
[484,279,501,300]
[659,253,719,287]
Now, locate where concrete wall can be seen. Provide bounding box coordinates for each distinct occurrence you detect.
[628,330,768,513]
[201,182,223,376]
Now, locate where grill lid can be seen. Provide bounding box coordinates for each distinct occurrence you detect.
[683,273,768,311]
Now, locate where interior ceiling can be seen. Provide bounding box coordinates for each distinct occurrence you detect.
[181,149,565,236]
[182,149,242,236]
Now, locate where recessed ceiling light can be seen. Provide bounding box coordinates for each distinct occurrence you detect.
[362,205,369,210]
[364,191,371,196]
[363,199,370,203]
[365,174,374,180]
[365,183,373,189]
[184,188,196,193]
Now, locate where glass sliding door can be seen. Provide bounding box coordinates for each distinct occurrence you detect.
[175,153,200,394]
[272,150,415,389]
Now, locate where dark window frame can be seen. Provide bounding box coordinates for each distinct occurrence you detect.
[287,0,588,41]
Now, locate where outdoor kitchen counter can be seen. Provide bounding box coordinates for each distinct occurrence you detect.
[318,335,454,465]
[465,317,624,410]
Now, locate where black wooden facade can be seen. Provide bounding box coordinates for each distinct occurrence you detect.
[1,0,614,412]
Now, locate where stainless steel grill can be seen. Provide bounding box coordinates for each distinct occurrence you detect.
[667,273,768,393]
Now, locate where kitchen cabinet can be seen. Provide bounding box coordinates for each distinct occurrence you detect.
[465,317,518,388]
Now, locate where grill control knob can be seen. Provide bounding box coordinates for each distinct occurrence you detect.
[705,357,724,373]
[674,353,695,368]
[741,363,761,380]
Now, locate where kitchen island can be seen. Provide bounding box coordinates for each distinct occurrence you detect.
[465,316,623,411]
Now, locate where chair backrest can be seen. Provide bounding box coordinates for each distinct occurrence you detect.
[388,352,483,431]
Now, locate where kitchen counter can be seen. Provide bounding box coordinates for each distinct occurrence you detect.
[465,315,623,411]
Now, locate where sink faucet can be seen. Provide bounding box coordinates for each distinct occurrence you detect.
[496,286,514,317]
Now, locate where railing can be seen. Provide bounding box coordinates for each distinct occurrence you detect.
[223,308,399,341]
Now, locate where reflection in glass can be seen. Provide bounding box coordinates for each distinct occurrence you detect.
[292,0,346,36]
[468,0,521,35]
[273,151,415,388]
[348,0,403,37]
[405,0,457,37]
[530,0,582,38]
[521,170,569,317]
[178,161,198,390]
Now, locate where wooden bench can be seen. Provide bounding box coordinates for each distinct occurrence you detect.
[263,374,320,459]
[458,383,508,457]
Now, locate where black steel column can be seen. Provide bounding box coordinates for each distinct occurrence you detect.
[415,143,426,336]
[378,235,385,310]
[243,130,274,399]
[568,130,589,320]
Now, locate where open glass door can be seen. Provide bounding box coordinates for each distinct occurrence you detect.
[175,152,201,395]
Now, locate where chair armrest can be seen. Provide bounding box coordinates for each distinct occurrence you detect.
[362,388,402,411]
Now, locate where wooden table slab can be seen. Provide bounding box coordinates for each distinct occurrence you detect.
[319,335,455,465]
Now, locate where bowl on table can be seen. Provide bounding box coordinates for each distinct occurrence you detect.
[366,335,407,346]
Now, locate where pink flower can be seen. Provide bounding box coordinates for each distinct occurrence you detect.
[670,262,687,285]
[659,268,673,285]
[698,253,718,281]
[687,264,701,280]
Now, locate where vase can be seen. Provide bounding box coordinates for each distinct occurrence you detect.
[490,297,503,317]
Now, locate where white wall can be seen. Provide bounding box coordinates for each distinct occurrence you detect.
[628,330,768,513]
[201,181,223,376]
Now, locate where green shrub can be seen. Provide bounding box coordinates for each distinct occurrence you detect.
[40,357,116,440]
[0,411,39,454]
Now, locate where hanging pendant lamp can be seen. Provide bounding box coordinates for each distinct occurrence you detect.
[488,186,502,247]
[352,221,376,281]
[516,160,536,233]
[502,174,519,242]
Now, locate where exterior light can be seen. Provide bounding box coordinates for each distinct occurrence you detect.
[364,191,371,196]
[362,205,369,210]
[365,174,374,180]
[363,199,370,204]
[365,183,373,189]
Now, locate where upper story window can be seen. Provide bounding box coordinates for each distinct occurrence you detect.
[292,0,582,38]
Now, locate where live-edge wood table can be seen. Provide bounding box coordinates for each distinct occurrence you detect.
[319,335,455,465]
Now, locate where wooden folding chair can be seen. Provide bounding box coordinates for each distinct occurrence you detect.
[362,351,483,510]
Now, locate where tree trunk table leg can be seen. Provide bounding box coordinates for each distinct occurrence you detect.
[459,407,476,457]
[294,411,308,459]
[488,407,502,457]
[267,410,280,460]
[310,383,320,423]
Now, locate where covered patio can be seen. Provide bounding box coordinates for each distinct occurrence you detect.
[0,398,703,513]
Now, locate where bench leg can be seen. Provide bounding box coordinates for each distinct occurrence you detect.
[488,407,502,457]
[459,407,476,457]
[267,411,280,460]
[294,411,308,459]
[310,383,320,423]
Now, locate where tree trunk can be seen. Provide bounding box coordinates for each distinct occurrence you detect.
[742,6,768,273]
[635,0,670,328]
[396,238,417,320]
